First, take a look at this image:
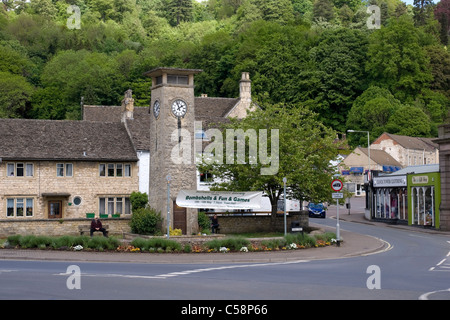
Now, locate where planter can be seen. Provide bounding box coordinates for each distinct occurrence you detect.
[112,214,121,218]
[100,214,109,219]
[86,213,95,219]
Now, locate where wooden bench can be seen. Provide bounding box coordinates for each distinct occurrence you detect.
[78,225,109,236]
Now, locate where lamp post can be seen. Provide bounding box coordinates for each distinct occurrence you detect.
[283,177,287,236]
[347,130,371,212]
[166,174,171,239]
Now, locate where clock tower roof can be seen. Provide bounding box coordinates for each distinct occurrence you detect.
[143,67,202,78]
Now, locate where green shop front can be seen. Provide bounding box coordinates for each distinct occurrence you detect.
[408,170,441,228]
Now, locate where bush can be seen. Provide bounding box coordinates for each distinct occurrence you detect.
[129,207,162,235]
[206,237,250,251]
[7,235,22,246]
[130,237,182,252]
[197,211,211,233]
[130,191,149,211]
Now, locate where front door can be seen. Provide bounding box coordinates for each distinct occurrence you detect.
[48,201,62,219]
[173,200,186,234]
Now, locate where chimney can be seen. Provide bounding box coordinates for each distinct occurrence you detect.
[239,72,251,103]
[121,89,134,121]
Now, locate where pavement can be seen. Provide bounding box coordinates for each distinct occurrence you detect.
[0,207,447,265]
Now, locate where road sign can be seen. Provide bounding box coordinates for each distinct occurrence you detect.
[332,192,343,199]
[331,179,343,192]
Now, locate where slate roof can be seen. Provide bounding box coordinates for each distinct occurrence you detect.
[373,132,438,152]
[357,147,402,167]
[0,118,138,161]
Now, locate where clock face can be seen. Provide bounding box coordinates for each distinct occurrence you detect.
[153,100,160,118]
[171,99,187,118]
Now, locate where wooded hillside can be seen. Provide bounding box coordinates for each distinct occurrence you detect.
[0,0,449,144]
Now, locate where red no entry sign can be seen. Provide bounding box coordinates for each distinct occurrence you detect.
[331,179,343,192]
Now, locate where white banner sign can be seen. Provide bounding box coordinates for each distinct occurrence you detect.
[176,190,263,210]
[373,175,407,188]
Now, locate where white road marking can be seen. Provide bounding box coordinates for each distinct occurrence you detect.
[55,260,310,280]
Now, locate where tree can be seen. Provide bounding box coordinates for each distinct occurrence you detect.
[197,102,341,217]
[313,0,335,22]
[413,0,435,26]
[164,0,193,26]
[386,105,432,137]
[365,15,433,102]
[346,86,403,143]
[0,71,34,118]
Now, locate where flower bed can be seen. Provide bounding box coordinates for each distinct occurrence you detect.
[2,232,337,253]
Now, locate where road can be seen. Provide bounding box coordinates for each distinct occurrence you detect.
[1,201,449,302]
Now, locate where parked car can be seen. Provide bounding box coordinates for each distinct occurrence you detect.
[308,202,326,218]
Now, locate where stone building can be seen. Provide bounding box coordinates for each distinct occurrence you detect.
[434,124,450,231]
[371,132,439,167]
[0,68,255,236]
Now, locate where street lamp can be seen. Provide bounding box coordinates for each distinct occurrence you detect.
[347,130,371,212]
[166,174,171,239]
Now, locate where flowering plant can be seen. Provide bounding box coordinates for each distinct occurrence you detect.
[240,246,248,252]
[219,246,229,253]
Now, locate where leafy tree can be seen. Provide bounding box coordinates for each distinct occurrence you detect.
[164,0,193,26]
[302,28,369,132]
[346,86,403,144]
[0,71,34,118]
[197,102,341,217]
[313,0,335,22]
[365,15,433,102]
[386,105,432,137]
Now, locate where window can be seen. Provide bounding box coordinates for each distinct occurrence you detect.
[6,198,33,217]
[7,163,33,177]
[107,164,115,177]
[99,198,106,215]
[16,163,24,177]
[99,164,106,177]
[167,74,189,85]
[26,164,33,177]
[125,164,131,177]
[116,164,123,177]
[99,197,131,216]
[116,197,123,214]
[26,198,33,216]
[66,164,73,177]
[7,199,14,217]
[57,163,73,177]
[73,196,82,206]
[108,197,114,215]
[100,163,132,177]
[156,75,163,85]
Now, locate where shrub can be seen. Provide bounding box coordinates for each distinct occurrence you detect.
[197,211,211,233]
[206,237,250,251]
[7,235,22,246]
[129,207,162,235]
[130,191,149,211]
[131,237,182,252]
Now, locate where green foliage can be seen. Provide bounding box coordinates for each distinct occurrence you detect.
[130,237,182,251]
[5,234,120,250]
[197,211,211,232]
[0,0,447,139]
[129,207,162,235]
[130,191,149,211]
[205,237,250,251]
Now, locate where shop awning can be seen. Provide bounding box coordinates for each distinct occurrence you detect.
[350,167,364,173]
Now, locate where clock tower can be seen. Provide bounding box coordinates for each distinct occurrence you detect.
[145,67,202,235]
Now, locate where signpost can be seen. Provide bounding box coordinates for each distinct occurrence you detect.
[331,179,343,246]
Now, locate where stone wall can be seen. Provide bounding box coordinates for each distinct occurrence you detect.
[0,218,131,237]
[211,211,309,234]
